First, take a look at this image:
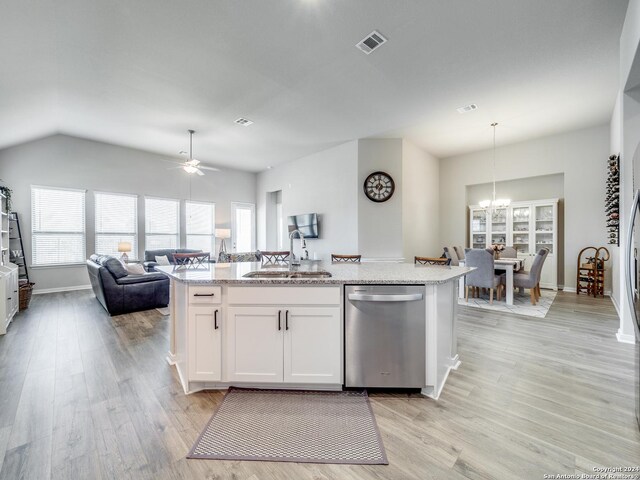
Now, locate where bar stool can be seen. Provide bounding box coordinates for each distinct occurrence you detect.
[331,254,361,263]
[260,251,290,265]
[415,256,450,265]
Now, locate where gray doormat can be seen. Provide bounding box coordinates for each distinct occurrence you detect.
[188,387,388,465]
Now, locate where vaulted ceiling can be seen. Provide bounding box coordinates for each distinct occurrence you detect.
[0,0,629,171]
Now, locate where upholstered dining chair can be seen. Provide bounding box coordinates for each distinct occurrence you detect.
[501,246,517,258]
[464,248,503,304]
[502,248,549,305]
[453,246,466,261]
[260,251,290,265]
[443,247,459,266]
[415,256,451,266]
[331,254,361,263]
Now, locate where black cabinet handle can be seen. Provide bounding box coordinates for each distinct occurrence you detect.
[214,309,219,329]
[194,293,215,297]
[278,310,282,330]
[285,310,289,330]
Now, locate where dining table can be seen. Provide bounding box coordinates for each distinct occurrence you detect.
[458,257,524,305]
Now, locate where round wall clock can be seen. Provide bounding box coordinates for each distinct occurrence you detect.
[363,171,395,203]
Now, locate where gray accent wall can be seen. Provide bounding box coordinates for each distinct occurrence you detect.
[0,134,256,292]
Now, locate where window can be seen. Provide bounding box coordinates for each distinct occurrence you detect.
[145,197,179,250]
[231,202,256,252]
[186,201,215,252]
[95,192,138,259]
[31,186,86,266]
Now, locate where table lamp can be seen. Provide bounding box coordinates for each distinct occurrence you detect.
[118,241,132,263]
[215,229,231,256]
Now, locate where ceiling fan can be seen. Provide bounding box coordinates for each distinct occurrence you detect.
[171,130,220,176]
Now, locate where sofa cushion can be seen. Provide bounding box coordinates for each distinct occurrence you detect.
[145,249,176,262]
[116,272,168,285]
[102,257,128,279]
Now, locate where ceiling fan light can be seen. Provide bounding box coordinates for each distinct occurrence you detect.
[183,165,198,174]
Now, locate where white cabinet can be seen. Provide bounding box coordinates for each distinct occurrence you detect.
[0,263,19,334]
[184,285,222,383]
[469,199,559,289]
[226,286,342,385]
[226,307,284,383]
[226,305,341,384]
[188,306,222,382]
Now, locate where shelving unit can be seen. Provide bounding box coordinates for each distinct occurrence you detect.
[469,198,559,289]
[576,247,609,297]
[9,213,29,282]
[0,190,18,334]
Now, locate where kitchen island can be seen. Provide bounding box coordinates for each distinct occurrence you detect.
[156,261,471,399]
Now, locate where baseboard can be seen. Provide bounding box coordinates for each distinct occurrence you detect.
[563,287,576,293]
[33,285,92,295]
[616,330,636,344]
[610,292,621,317]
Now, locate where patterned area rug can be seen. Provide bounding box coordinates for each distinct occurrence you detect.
[458,289,557,318]
[188,387,388,465]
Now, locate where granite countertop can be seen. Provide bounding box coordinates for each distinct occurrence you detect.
[155,261,472,285]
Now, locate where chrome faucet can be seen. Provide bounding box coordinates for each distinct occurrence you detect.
[289,229,307,267]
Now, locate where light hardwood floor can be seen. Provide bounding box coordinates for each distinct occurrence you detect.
[0,290,637,479]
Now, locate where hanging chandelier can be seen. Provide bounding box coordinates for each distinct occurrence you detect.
[479,122,511,209]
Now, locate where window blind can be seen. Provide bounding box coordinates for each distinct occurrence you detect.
[31,186,86,266]
[186,201,215,253]
[145,197,179,250]
[95,192,138,259]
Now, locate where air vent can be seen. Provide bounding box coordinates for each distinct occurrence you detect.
[356,30,387,54]
[235,117,254,126]
[456,104,478,114]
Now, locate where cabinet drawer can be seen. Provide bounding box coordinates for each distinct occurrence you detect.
[189,286,222,304]
[227,286,340,305]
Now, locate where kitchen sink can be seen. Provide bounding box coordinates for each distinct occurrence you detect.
[242,270,332,279]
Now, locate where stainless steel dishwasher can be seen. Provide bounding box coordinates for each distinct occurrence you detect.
[345,285,426,388]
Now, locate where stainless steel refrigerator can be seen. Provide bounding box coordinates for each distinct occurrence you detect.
[625,186,640,429]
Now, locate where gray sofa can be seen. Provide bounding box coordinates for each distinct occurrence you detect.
[143,248,204,271]
[87,254,169,315]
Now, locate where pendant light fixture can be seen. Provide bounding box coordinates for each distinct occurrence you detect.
[479,122,511,209]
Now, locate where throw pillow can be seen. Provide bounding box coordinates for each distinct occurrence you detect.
[125,263,145,275]
[155,255,171,266]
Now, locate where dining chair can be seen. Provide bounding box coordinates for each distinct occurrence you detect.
[443,247,460,266]
[331,254,361,263]
[502,248,549,305]
[463,248,503,304]
[453,246,466,261]
[415,256,451,266]
[501,246,517,258]
[260,251,290,265]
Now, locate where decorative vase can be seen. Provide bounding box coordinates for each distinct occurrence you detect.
[494,251,500,260]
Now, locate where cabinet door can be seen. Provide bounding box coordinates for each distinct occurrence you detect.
[534,204,555,254]
[10,270,18,316]
[226,307,284,383]
[470,209,487,248]
[283,307,341,384]
[490,207,508,246]
[511,206,531,255]
[188,306,222,382]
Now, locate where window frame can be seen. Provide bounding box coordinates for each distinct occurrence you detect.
[94,190,139,260]
[185,200,216,254]
[31,185,87,267]
[144,196,180,251]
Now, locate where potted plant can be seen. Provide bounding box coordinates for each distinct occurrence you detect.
[0,182,12,212]
[490,244,505,260]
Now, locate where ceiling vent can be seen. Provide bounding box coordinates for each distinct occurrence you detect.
[456,104,478,114]
[235,117,253,126]
[356,30,387,54]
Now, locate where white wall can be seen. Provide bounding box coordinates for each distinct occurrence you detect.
[610,92,623,320]
[0,134,256,292]
[357,139,404,259]
[440,124,610,290]
[402,139,440,260]
[256,141,359,260]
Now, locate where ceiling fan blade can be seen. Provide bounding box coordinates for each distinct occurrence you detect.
[195,168,205,176]
[199,165,221,172]
[167,165,183,170]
